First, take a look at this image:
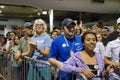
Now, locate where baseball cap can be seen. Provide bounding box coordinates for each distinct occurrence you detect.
[24,22,33,28]
[62,18,75,27]
[117,17,120,24]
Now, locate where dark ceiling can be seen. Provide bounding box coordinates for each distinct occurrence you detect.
[0,4,80,21]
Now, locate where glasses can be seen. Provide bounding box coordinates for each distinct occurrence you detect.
[36,24,44,27]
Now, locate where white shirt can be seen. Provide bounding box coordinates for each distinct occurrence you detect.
[104,38,120,62]
[94,42,105,58]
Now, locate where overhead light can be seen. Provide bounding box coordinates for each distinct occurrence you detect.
[0,10,2,13]
[42,11,47,15]
[0,5,5,8]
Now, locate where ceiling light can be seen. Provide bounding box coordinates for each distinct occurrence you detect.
[0,5,5,8]
[42,11,47,15]
[0,10,2,13]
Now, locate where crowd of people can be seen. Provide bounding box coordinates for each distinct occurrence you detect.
[0,17,120,80]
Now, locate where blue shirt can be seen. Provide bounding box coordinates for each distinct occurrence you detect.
[48,34,83,80]
[31,34,51,61]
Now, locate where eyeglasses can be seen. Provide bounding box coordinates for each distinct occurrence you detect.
[36,24,44,27]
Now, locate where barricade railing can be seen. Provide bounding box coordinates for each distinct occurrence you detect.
[0,51,51,80]
[0,51,90,80]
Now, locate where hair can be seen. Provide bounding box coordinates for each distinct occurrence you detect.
[0,36,7,44]
[82,31,97,43]
[33,18,47,35]
[81,31,97,50]
[13,35,20,45]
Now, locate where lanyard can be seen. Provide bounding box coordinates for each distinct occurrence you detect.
[64,36,74,56]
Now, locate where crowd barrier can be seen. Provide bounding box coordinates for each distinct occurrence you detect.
[0,51,51,80]
[0,51,90,80]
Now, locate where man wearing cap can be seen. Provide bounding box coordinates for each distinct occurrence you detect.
[15,22,33,80]
[103,17,120,46]
[48,18,83,80]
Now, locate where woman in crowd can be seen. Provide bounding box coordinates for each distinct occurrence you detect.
[0,36,7,51]
[56,32,114,80]
[6,35,21,80]
[94,34,105,58]
[27,18,51,80]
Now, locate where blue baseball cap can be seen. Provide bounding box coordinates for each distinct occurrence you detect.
[62,18,75,27]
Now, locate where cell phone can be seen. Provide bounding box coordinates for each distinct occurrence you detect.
[91,70,100,76]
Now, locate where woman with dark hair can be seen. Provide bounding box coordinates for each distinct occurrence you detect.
[0,36,7,51]
[57,32,114,80]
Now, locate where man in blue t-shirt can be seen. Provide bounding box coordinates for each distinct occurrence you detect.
[48,18,83,80]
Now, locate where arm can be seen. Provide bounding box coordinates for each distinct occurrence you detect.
[29,36,51,56]
[48,58,63,69]
[21,45,33,57]
[104,42,120,67]
[6,44,13,54]
[35,46,50,56]
[104,56,120,67]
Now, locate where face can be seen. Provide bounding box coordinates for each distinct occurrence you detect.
[64,24,75,39]
[83,34,97,51]
[14,36,19,45]
[24,27,33,37]
[97,34,102,42]
[75,27,81,35]
[9,32,15,40]
[51,31,58,40]
[35,24,44,34]
[54,29,61,35]
[0,37,6,44]
[101,29,108,36]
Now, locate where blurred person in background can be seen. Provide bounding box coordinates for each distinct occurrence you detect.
[5,31,15,51]
[103,17,120,46]
[53,27,61,36]
[6,35,21,80]
[0,36,7,51]
[51,30,58,41]
[94,34,105,58]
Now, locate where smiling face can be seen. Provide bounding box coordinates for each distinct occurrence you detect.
[83,32,97,51]
[63,24,75,39]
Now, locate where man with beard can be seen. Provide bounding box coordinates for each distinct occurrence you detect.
[15,22,33,80]
[48,18,83,80]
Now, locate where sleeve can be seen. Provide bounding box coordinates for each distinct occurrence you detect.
[48,40,58,58]
[99,43,105,56]
[17,38,22,50]
[94,42,100,54]
[44,35,52,47]
[104,42,112,58]
[60,56,81,74]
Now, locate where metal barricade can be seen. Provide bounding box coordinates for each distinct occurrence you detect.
[0,51,51,80]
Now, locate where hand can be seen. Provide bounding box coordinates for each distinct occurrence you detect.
[28,40,37,49]
[81,69,96,78]
[18,58,23,63]
[106,65,114,73]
